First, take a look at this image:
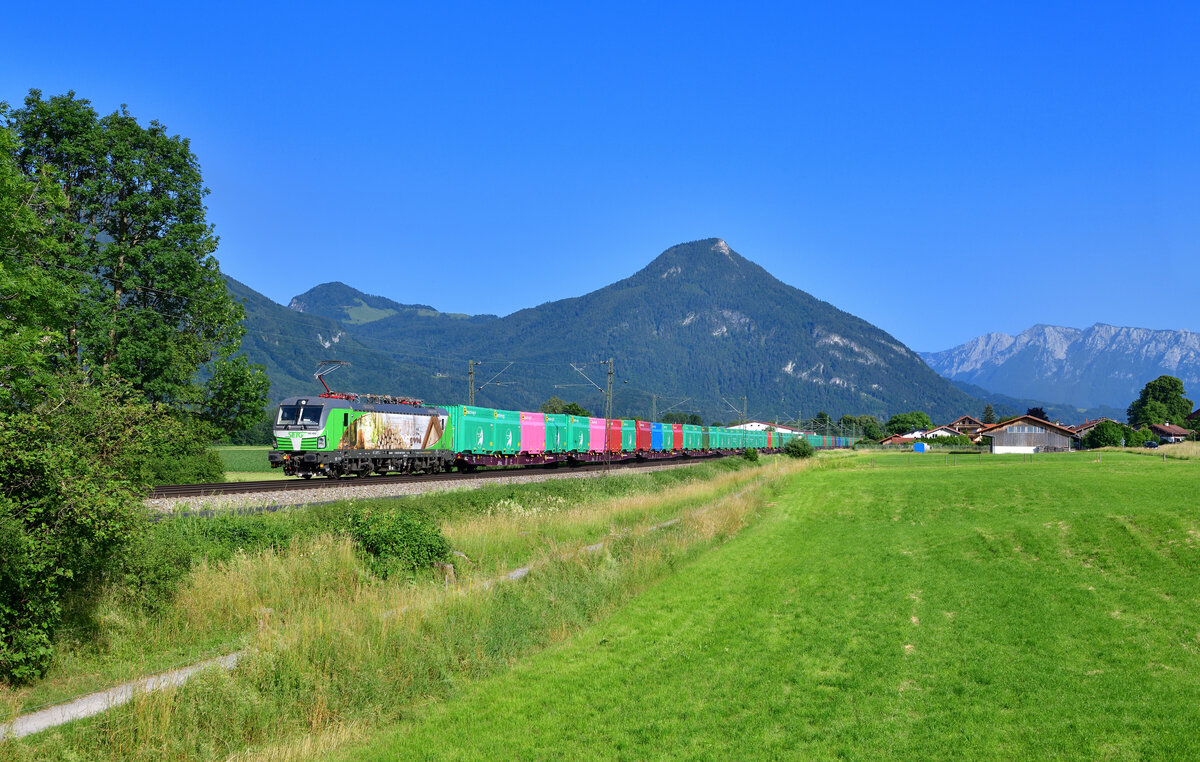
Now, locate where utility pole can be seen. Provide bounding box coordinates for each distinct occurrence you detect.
[467,361,479,406]
[605,357,614,422]
[742,396,748,448]
[651,393,656,423]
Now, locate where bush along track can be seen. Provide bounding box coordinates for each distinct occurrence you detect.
[0,456,811,759]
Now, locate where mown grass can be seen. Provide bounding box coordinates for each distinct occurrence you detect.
[0,456,769,731]
[347,451,1200,760]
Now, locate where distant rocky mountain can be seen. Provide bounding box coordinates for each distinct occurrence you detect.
[948,380,1126,426]
[921,324,1200,410]
[232,238,985,423]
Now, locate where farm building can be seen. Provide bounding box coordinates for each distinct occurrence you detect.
[1149,423,1193,443]
[978,415,1075,454]
[878,434,916,445]
[947,415,985,437]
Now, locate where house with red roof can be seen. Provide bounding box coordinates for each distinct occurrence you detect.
[1149,423,1193,444]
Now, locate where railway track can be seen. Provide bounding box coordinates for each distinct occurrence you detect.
[148,454,728,500]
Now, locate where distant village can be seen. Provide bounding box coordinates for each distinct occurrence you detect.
[736,410,1198,455]
[875,412,1197,454]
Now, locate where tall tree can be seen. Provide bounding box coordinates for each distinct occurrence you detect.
[0,121,73,409]
[1127,375,1193,427]
[1026,407,1049,421]
[6,90,267,428]
[982,403,996,424]
[886,411,934,436]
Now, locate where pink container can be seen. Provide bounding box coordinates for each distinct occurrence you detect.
[520,411,545,454]
[589,417,607,453]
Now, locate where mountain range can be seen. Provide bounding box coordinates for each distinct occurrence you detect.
[229,238,984,423]
[920,324,1200,411]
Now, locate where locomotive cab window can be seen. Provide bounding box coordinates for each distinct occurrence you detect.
[277,405,302,425]
[298,405,324,425]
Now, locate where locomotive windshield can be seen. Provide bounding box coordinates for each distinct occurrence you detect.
[276,404,324,426]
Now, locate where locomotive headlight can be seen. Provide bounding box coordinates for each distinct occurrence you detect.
[317,436,327,448]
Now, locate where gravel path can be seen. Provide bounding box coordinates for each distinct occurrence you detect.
[146,461,700,514]
[0,652,244,740]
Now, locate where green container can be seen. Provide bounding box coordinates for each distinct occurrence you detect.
[682,424,702,450]
[566,415,590,453]
[662,424,674,450]
[544,413,568,453]
[493,408,521,454]
[448,405,520,454]
[450,405,493,453]
[621,420,636,452]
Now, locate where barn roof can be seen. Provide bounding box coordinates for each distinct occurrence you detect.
[979,415,1077,438]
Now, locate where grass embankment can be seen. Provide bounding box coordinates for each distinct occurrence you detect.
[1,456,788,760]
[213,445,283,482]
[348,451,1200,759]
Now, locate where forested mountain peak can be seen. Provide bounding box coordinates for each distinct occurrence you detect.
[626,237,770,290]
[232,239,986,422]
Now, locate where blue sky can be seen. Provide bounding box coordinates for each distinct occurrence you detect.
[4,1,1197,351]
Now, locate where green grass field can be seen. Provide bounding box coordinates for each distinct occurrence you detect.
[349,451,1200,759]
[9,452,1200,760]
[213,445,274,474]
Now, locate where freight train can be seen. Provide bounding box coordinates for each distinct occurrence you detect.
[268,391,854,478]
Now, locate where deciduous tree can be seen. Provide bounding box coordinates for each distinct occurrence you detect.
[1127,375,1192,427]
[6,90,267,431]
[885,411,933,436]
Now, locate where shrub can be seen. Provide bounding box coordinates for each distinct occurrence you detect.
[141,415,226,485]
[0,382,158,682]
[784,438,815,459]
[1126,426,1158,447]
[741,448,759,462]
[1082,421,1124,449]
[348,508,450,578]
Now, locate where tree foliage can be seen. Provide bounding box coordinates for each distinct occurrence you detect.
[0,381,170,681]
[982,404,996,425]
[5,90,267,428]
[661,412,703,425]
[1127,375,1192,427]
[783,438,815,459]
[1025,407,1049,422]
[539,396,591,417]
[1082,421,1125,449]
[885,411,934,436]
[840,414,883,440]
[0,92,267,681]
